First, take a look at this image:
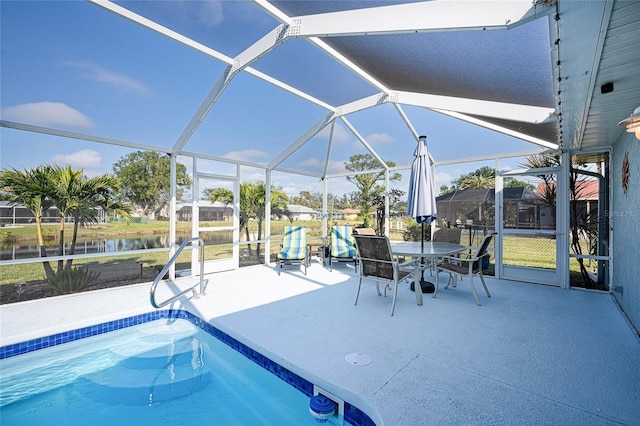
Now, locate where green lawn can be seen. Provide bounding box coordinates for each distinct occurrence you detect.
[502,235,556,269]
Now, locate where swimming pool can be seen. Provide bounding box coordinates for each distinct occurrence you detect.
[0,310,374,426]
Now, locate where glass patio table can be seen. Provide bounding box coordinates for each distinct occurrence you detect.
[391,241,467,306]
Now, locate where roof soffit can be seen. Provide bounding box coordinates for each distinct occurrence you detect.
[568,0,640,151]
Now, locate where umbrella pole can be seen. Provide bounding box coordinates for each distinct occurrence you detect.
[421,222,425,281]
[410,221,436,293]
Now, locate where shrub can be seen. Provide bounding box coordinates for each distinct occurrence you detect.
[403,221,432,242]
[42,228,57,240]
[0,231,16,242]
[47,267,100,295]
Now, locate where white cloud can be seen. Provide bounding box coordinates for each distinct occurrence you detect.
[435,170,453,190]
[366,132,395,145]
[246,171,266,182]
[1,102,94,129]
[51,149,102,170]
[223,149,269,163]
[66,62,149,94]
[333,125,353,143]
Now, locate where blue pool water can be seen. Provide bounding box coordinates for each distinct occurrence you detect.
[0,312,374,425]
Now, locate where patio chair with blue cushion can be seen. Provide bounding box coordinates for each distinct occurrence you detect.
[353,234,413,316]
[277,226,310,275]
[328,225,357,271]
[434,233,496,305]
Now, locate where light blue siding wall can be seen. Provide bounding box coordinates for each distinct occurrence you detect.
[611,132,640,333]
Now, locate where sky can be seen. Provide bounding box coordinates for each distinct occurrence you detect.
[1,1,545,201]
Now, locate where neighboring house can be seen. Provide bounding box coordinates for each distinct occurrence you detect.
[537,180,600,222]
[574,180,600,222]
[436,188,549,229]
[284,204,318,221]
[436,183,602,231]
[176,201,233,222]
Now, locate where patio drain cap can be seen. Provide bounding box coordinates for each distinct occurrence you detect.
[344,352,371,366]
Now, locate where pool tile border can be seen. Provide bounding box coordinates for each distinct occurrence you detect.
[0,309,375,426]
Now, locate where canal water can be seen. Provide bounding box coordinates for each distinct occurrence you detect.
[1,232,233,261]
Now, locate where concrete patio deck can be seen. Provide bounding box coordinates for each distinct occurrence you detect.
[1,260,639,425]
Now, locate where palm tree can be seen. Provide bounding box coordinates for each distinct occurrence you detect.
[458,167,495,190]
[0,165,56,280]
[522,152,560,207]
[68,181,130,261]
[48,166,131,293]
[50,165,131,273]
[50,165,84,271]
[209,182,289,261]
[459,174,494,189]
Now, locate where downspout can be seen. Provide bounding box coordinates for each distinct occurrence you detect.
[557,150,571,289]
[494,158,504,280]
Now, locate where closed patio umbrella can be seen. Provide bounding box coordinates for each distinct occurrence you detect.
[406,135,437,292]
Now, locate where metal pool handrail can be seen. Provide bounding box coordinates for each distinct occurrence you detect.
[150,237,205,308]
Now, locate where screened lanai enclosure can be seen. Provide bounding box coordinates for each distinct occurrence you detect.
[1,1,640,314]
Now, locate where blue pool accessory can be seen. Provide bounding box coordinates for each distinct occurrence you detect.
[309,394,336,423]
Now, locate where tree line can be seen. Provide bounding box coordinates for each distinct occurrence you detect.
[6,150,599,288]
[0,151,404,269]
